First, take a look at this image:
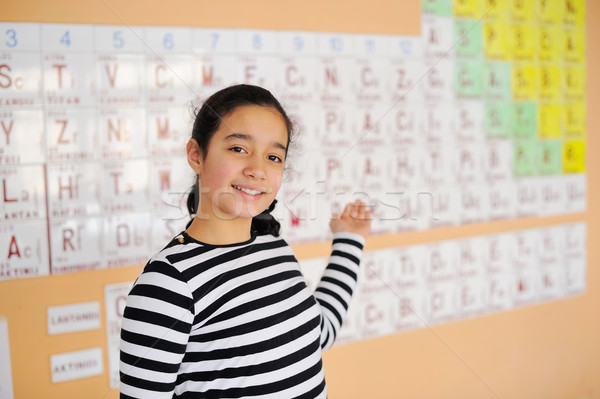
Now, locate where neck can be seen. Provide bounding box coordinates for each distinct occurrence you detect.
[186,215,252,245]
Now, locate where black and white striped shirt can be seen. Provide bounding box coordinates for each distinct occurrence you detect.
[119,231,364,399]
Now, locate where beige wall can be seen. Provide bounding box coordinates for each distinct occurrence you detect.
[0,1,598,398]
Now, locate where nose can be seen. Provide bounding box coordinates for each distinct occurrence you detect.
[243,155,266,180]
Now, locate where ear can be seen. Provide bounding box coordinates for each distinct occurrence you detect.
[187,138,203,175]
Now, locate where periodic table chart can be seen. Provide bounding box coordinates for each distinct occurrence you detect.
[0,0,588,308]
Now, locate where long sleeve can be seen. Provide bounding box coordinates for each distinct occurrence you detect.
[119,260,195,399]
[314,232,365,350]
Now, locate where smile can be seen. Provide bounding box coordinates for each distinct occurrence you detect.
[232,185,264,196]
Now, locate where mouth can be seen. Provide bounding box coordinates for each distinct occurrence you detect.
[232,185,265,196]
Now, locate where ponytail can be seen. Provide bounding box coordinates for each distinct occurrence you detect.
[251,200,281,237]
[185,178,199,229]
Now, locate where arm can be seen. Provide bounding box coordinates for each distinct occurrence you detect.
[119,261,194,399]
[315,200,371,350]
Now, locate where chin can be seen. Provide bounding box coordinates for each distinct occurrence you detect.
[215,202,267,221]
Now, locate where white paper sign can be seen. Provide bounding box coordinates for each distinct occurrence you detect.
[50,347,103,384]
[47,301,101,335]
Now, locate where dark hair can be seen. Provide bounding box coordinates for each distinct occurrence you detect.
[185,84,294,236]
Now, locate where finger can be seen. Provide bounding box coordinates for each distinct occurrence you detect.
[341,203,352,218]
[351,204,361,219]
[353,200,367,217]
[348,203,359,219]
[357,208,368,220]
[353,199,364,211]
[357,204,372,219]
[356,206,366,219]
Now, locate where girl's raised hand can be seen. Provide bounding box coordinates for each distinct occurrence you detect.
[329,199,373,239]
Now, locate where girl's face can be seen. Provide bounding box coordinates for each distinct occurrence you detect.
[192,105,288,221]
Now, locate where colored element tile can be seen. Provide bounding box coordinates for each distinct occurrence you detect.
[513,139,539,176]
[455,20,483,58]
[485,102,513,138]
[539,140,563,175]
[563,28,586,63]
[509,0,537,22]
[423,0,453,16]
[563,140,586,173]
[539,0,563,24]
[483,62,512,99]
[539,65,562,101]
[456,61,483,97]
[483,22,509,60]
[539,26,564,62]
[512,102,537,138]
[562,0,586,26]
[482,0,509,21]
[510,24,537,61]
[512,64,539,100]
[563,102,586,138]
[563,65,585,100]
[538,103,562,139]
[454,0,481,18]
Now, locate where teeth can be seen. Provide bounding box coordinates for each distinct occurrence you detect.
[234,185,262,195]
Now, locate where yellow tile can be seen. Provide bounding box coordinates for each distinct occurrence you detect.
[538,103,562,138]
[512,63,539,100]
[539,64,562,100]
[563,140,586,173]
[484,22,510,59]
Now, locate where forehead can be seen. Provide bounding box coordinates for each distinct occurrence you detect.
[217,105,288,144]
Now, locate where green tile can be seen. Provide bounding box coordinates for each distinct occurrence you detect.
[484,102,513,138]
[512,102,537,139]
[483,62,511,100]
[455,61,483,98]
[513,139,540,177]
[455,19,483,58]
[538,140,563,175]
[422,0,453,16]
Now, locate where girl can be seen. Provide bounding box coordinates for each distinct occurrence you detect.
[119,84,371,399]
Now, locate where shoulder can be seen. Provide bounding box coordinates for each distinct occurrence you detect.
[137,233,204,284]
[128,237,197,306]
[150,233,213,270]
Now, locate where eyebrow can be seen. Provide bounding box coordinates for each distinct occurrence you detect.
[224,133,287,152]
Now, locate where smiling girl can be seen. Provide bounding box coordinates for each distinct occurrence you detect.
[119,84,371,399]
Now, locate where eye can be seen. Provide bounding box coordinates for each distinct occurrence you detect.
[267,155,283,163]
[229,146,247,154]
